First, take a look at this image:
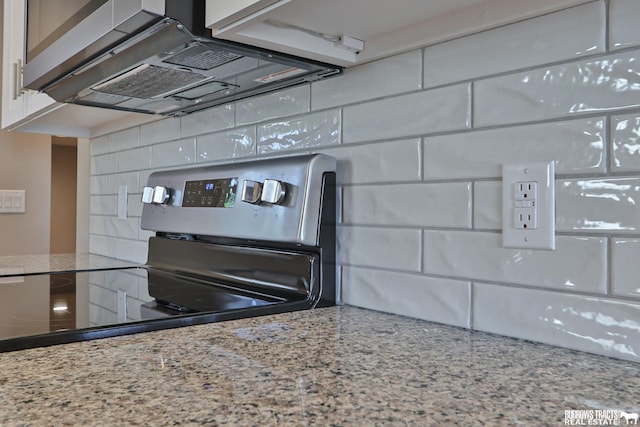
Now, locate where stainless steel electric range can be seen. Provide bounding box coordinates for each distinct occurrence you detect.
[0,154,336,352]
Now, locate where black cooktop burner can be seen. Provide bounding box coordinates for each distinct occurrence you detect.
[0,267,312,353]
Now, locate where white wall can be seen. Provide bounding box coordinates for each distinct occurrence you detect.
[89,0,640,362]
[0,131,51,255]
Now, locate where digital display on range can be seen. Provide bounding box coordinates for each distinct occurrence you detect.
[182,178,237,208]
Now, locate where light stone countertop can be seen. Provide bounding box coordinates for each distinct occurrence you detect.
[0,253,138,276]
[0,305,637,426]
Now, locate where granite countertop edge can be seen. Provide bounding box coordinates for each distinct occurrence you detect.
[0,253,139,276]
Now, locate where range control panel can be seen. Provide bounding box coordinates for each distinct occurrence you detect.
[182,178,237,208]
[140,154,336,246]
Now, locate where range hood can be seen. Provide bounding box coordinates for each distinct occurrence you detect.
[23,0,341,116]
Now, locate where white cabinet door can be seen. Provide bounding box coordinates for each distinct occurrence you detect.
[2,0,56,130]
[206,0,285,30]
[205,0,360,65]
[0,1,157,137]
[2,0,27,128]
[206,0,594,67]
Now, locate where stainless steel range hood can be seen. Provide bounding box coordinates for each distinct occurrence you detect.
[23,1,341,116]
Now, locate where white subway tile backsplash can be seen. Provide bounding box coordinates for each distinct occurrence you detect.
[196,127,256,162]
[90,195,116,216]
[90,175,109,196]
[321,139,421,185]
[91,216,139,240]
[476,178,640,233]
[423,1,605,88]
[343,183,471,228]
[115,239,148,264]
[611,238,640,298]
[424,119,605,180]
[139,117,180,146]
[150,138,196,169]
[424,231,607,293]
[557,178,640,233]
[257,110,340,153]
[138,170,153,193]
[475,49,640,127]
[91,153,117,175]
[90,135,109,155]
[312,50,423,110]
[343,84,471,144]
[180,104,235,138]
[138,228,155,242]
[473,283,640,362]
[612,113,640,172]
[337,226,422,272]
[116,147,151,172]
[236,86,310,125]
[473,181,502,230]
[127,196,143,218]
[110,173,139,196]
[108,127,139,152]
[87,2,640,361]
[609,0,640,50]
[342,266,470,328]
[89,235,117,258]
[89,215,110,238]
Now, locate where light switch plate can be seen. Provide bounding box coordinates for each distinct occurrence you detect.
[0,190,25,214]
[502,162,555,250]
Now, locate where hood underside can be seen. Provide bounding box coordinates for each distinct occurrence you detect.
[41,19,341,116]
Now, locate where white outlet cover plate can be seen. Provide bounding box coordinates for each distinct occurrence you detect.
[502,161,556,250]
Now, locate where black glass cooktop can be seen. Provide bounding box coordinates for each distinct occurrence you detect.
[0,267,309,353]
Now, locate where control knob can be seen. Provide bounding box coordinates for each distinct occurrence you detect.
[152,186,170,204]
[241,179,287,205]
[261,179,286,204]
[141,186,171,205]
[241,180,262,204]
[141,186,154,204]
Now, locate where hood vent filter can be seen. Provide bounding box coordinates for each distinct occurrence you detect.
[163,43,242,70]
[92,64,210,98]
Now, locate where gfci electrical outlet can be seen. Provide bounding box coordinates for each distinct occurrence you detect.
[514,207,537,229]
[502,162,555,250]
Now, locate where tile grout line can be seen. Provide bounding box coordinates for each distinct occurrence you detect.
[605,0,611,53]
[606,237,613,296]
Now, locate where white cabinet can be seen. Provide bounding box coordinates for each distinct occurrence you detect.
[206,0,592,67]
[206,0,282,30]
[2,0,56,130]
[1,0,155,137]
